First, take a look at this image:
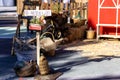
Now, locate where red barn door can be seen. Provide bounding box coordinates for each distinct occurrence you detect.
[88,0,120,36]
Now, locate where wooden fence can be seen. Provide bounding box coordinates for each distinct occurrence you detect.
[17,0,88,19]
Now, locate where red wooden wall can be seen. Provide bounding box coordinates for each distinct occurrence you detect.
[88,0,120,35]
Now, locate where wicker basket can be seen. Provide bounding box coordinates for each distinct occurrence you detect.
[39,55,50,75]
[40,37,56,56]
[86,30,95,39]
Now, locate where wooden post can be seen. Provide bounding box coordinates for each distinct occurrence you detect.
[36,31,40,65]
[17,0,24,14]
[60,0,63,13]
[50,0,52,10]
[70,2,73,18]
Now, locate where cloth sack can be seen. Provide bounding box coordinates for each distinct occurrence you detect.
[14,60,37,77]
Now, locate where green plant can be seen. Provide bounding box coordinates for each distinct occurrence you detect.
[51,3,61,14]
[30,17,41,24]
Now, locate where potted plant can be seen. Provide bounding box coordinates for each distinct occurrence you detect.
[29,16,45,30]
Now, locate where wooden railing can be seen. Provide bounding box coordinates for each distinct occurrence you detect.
[17,0,88,19]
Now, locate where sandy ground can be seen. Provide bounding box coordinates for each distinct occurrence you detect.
[59,39,120,59]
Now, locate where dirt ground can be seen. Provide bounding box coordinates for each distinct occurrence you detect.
[59,39,120,59]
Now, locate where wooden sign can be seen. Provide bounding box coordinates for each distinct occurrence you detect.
[24,10,51,17]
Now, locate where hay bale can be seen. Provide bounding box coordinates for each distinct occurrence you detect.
[66,28,76,42]
[65,26,87,43]
[79,25,87,39]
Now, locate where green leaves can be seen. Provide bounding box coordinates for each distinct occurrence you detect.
[30,18,41,24]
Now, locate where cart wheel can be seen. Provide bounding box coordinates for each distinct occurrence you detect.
[54,31,62,39]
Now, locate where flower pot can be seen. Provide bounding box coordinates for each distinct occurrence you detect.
[29,24,42,31]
